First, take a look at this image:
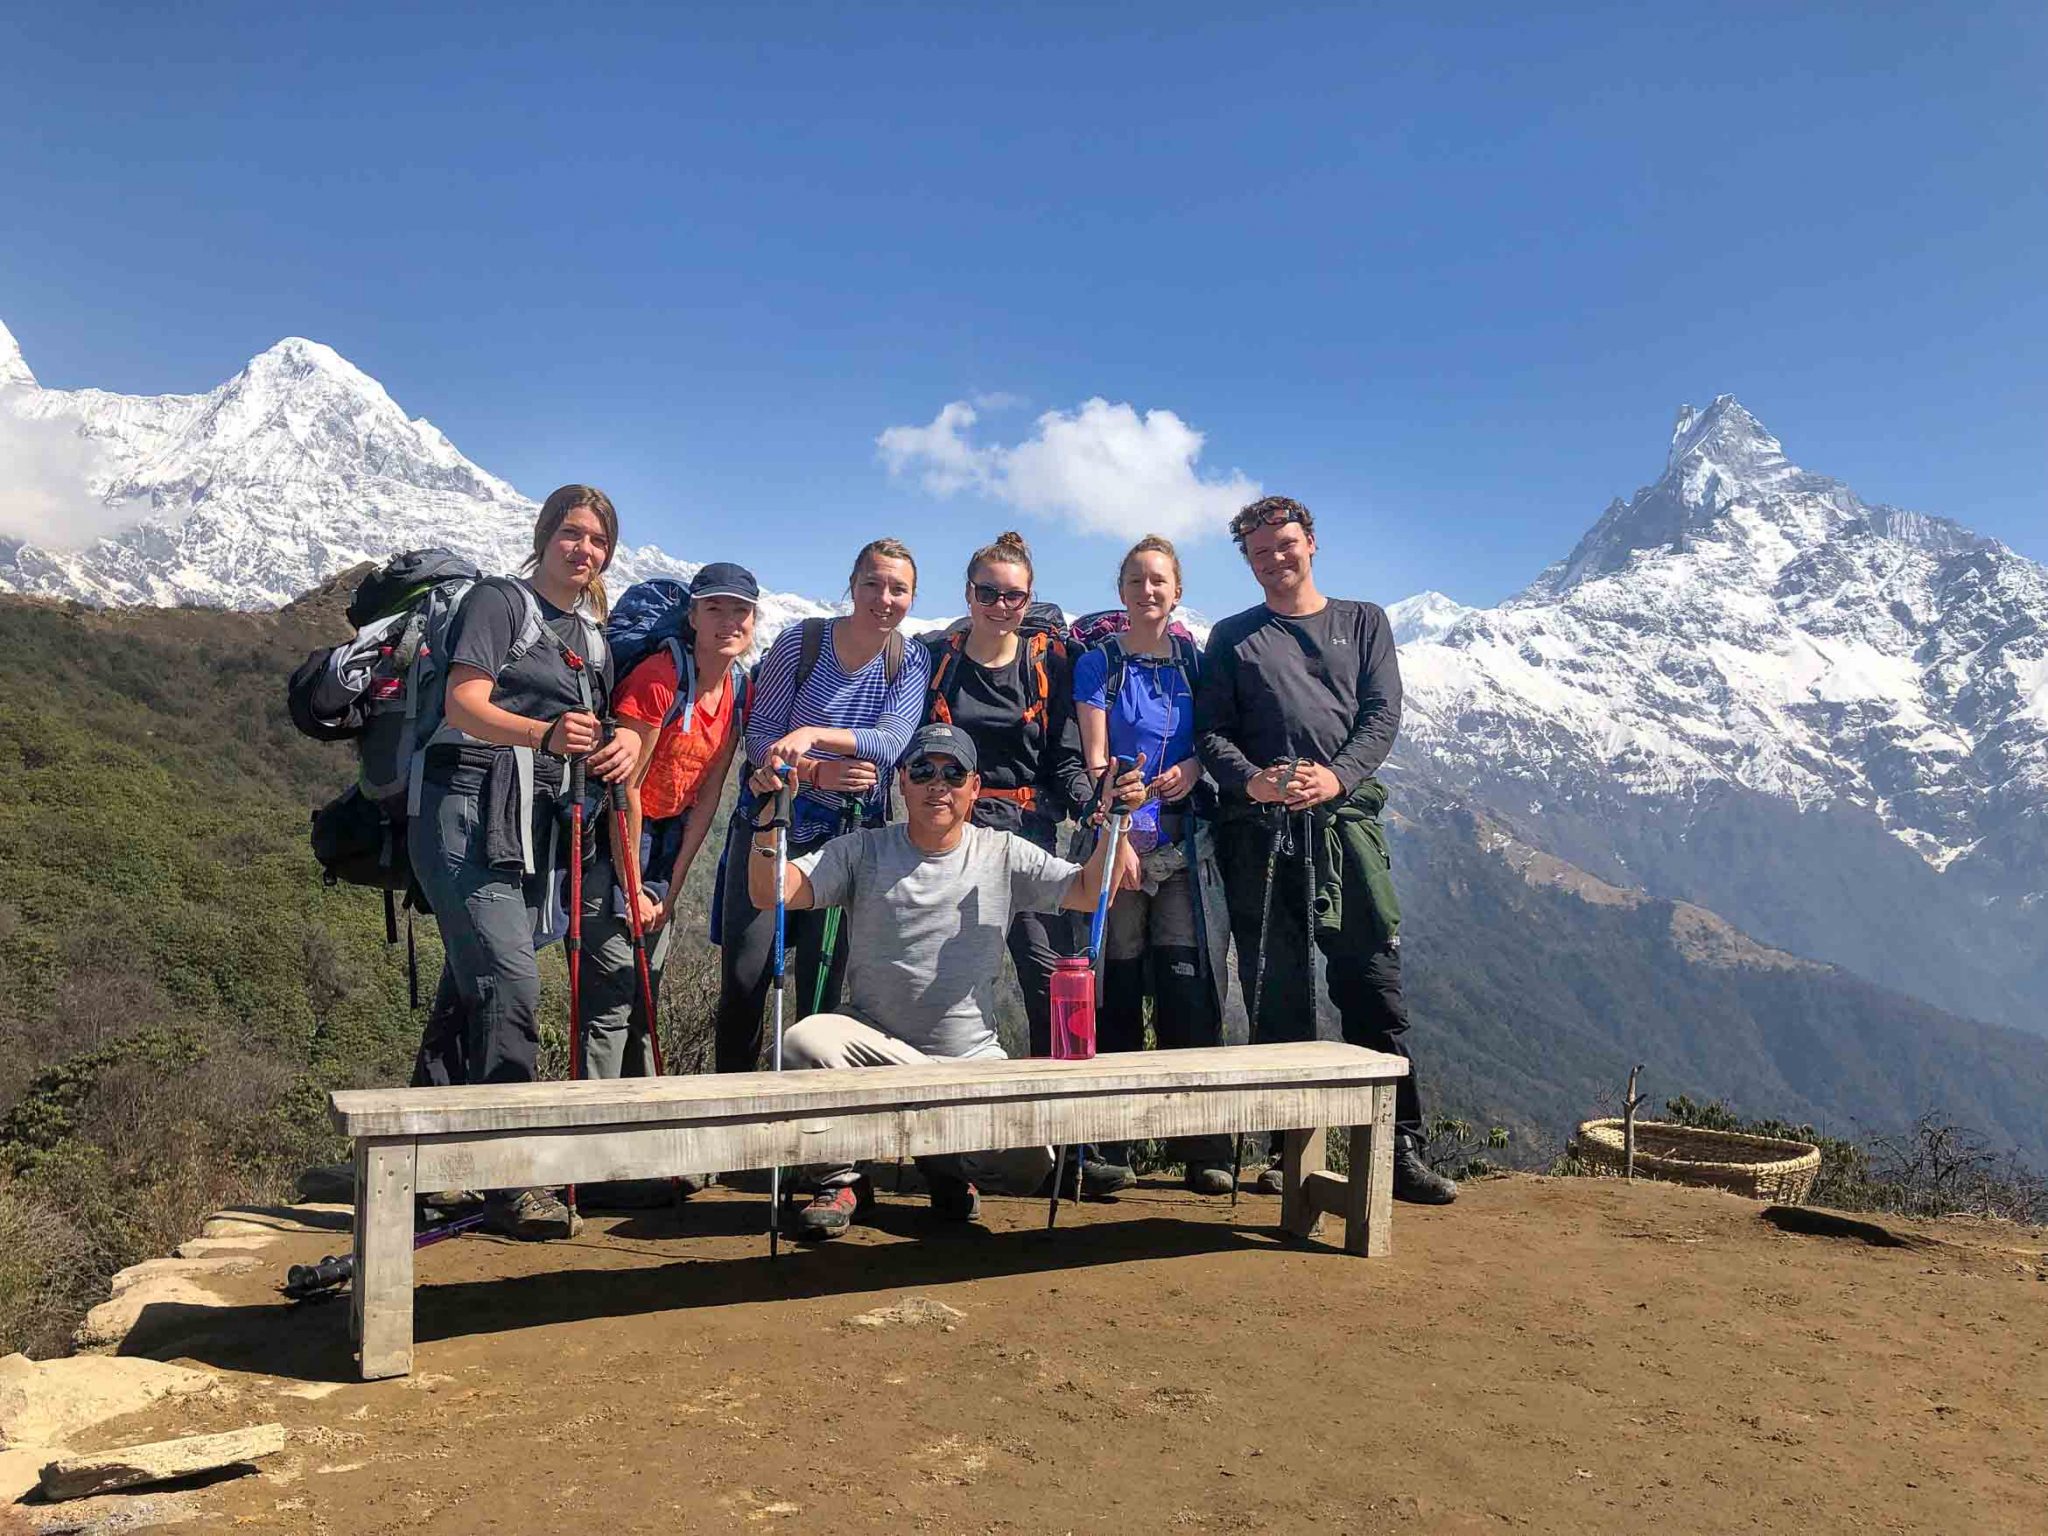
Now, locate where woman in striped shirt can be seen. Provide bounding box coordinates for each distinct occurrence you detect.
[710,537,932,1072]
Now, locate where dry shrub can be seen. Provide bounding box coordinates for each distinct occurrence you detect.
[0,1176,96,1358]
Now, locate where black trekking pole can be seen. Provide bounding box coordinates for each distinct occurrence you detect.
[767,765,796,1260]
[282,1208,489,1302]
[601,721,666,1078]
[1230,753,1299,1209]
[565,749,588,1218]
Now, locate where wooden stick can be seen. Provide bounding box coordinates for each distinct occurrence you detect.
[1623,1064,1644,1183]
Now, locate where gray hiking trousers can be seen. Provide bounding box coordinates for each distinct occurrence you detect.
[577,855,674,1079]
[409,779,549,1087]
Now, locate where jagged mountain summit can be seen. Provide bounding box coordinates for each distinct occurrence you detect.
[1393,396,2047,1032]
[1398,396,2047,881]
[0,318,838,636]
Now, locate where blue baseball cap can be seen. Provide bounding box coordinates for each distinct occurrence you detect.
[690,562,759,604]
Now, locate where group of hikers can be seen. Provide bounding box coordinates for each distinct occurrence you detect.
[376,483,1457,1242]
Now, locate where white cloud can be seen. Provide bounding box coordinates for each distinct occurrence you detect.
[0,408,146,549]
[878,397,1260,543]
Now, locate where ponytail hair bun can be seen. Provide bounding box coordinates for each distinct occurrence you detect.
[968,530,1035,586]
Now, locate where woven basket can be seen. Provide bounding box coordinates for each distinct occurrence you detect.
[1573,1118,1821,1204]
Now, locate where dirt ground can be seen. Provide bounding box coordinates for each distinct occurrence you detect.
[28,1174,2048,1535]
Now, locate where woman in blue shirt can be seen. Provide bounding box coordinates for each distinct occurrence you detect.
[1073,535,1232,1195]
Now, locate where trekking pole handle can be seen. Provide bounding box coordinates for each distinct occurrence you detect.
[1108,756,1136,818]
[772,763,796,829]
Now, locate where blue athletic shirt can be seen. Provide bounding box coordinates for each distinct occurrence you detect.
[1073,643,1198,846]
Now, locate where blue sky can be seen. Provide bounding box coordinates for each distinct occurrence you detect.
[3,3,2043,614]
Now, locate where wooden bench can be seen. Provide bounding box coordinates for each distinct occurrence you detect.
[329,1040,1408,1378]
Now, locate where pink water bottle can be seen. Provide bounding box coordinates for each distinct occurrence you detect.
[1048,955,1097,1060]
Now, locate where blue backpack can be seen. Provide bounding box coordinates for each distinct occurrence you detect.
[605,577,750,734]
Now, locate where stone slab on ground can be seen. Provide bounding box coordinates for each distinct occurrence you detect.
[0,1355,214,1451]
[107,1256,258,1298]
[844,1297,965,1329]
[20,1490,203,1531]
[73,1280,232,1353]
[200,1205,350,1240]
[39,1423,287,1501]
[2,1444,44,1503]
[170,1236,277,1260]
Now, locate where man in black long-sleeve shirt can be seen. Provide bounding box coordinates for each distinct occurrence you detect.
[1195,495,1457,1205]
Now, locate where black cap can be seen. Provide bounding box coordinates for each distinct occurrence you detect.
[689,562,759,604]
[902,722,978,774]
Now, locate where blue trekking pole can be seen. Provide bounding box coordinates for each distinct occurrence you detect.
[768,765,795,1260]
[1047,755,1134,1231]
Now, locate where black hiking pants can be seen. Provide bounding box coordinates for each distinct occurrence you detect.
[1214,811,1424,1148]
[710,813,851,1073]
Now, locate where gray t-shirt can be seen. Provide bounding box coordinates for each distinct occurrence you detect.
[794,823,1081,1059]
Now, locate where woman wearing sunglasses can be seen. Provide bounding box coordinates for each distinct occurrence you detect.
[920,533,1094,1060]
[1072,534,1234,1196]
[709,537,931,1072]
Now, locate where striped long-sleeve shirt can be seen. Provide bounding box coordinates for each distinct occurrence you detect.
[746,619,933,842]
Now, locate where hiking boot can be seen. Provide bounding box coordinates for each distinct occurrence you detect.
[418,1188,483,1212]
[1081,1158,1136,1198]
[795,1178,872,1241]
[1394,1141,1459,1205]
[1184,1164,1235,1197]
[926,1172,982,1223]
[481,1187,575,1241]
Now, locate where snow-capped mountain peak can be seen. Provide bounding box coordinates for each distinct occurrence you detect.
[1400,398,2048,891]
[0,318,35,390]
[1386,589,1477,645]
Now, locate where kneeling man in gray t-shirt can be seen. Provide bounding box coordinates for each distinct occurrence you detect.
[747,722,1137,1239]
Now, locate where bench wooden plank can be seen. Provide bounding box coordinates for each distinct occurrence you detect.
[330,1043,1407,1138]
[355,1138,416,1380]
[412,1081,1383,1192]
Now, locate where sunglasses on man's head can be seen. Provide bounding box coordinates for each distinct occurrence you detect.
[906,757,972,787]
[971,582,1031,608]
[1249,509,1305,530]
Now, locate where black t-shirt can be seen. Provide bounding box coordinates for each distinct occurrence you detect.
[431,577,614,794]
[1194,599,1402,807]
[925,634,1092,841]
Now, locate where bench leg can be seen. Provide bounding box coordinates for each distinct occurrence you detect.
[1278,1127,1326,1241]
[1346,1084,1396,1257]
[355,1137,417,1380]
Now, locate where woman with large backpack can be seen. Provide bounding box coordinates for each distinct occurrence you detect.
[710,537,930,1072]
[581,562,759,1092]
[921,532,1094,1058]
[408,485,639,1240]
[1072,534,1233,1196]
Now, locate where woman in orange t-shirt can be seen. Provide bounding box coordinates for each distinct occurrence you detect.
[580,563,758,1086]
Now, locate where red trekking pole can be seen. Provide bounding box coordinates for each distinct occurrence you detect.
[601,719,666,1077]
[565,749,587,1217]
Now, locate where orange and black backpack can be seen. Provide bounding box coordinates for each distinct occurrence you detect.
[924,601,1068,731]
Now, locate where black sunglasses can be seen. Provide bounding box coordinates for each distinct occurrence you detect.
[970,582,1031,608]
[1249,508,1305,530]
[906,758,972,786]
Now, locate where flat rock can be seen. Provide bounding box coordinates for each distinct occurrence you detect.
[0,1355,214,1451]
[73,1280,231,1353]
[39,1423,287,1502]
[844,1297,966,1329]
[2,1444,45,1502]
[170,1236,277,1260]
[108,1256,257,1298]
[200,1204,350,1239]
[18,1490,203,1531]
[294,1164,355,1203]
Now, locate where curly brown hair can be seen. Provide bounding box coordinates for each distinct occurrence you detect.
[1229,495,1315,552]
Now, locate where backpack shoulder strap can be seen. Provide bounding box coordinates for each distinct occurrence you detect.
[1100,635,1129,712]
[925,632,967,724]
[657,636,695,732]
[1021,632,1052,727]
[884,628,905,685]
[791,616,829,699]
